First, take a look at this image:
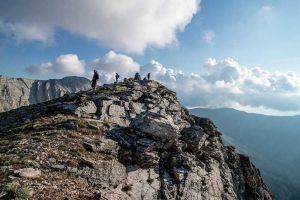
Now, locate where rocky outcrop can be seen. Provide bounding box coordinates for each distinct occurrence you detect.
[0,75,90,112]
[0,79,273,199]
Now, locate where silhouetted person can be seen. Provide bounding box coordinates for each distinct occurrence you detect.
[91,70,99,94]
[134,72,141,81]
[147,72,150,80]
[115,73,120,83]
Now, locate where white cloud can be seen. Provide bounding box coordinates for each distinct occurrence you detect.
[140,57,300,114]
[90,51,140,83]
[0,20,53,43]
[202,30,216,44]
[25,54,85,76]
[24,51,300,115]
[0,0,200,53]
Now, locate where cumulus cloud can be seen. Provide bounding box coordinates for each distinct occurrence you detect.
[0,0,200,53]
[140,57,300,113]
[90,51,140,83]
[24,50,300,114]
[202,30,216,44]
[25,54,85,76]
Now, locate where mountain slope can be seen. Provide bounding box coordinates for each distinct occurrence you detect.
[190,108,300,200]
[0,75,91,112]
[0,80,272,199]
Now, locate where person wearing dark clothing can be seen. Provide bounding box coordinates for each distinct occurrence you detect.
[115,73,120,83]
[134,72,141,81]
[147,72,150,80]
[91,70,99,93]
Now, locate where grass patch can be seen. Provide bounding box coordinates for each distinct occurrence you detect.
[0,154,21,166]
[5,182,30,199]
[70,145,85,158]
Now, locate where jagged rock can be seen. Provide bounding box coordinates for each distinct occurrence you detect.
[134,152,160,168]
[0,79,273,200]
[108,104,126,117]
[14,168,41,178]
[130,112,180,141]
[136,138,156,152]
[129,102,146,114]
[181,125,208,151]
[77,159,126,186]
[125,166,160,199]
[74,101,97,117]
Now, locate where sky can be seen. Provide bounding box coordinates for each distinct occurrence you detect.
[1,0,300,116]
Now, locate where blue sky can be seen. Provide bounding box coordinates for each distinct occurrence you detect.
[1,0,300,115]
[1,0,300,77]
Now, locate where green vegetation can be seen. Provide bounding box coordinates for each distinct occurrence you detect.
[0,154,21,166]
[5,182,31,199]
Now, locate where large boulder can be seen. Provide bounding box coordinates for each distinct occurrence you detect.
[108,104,126,118]
[181,126,208,151]
[130,112,180,141]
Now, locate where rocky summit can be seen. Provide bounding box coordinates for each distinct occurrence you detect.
[0,79,273,200]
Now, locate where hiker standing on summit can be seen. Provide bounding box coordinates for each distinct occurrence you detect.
[91,69,99,94]
[115,73,120,83]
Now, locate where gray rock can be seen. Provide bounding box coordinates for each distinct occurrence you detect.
[181,125,208,150]
[130,112,180,141]
[135,152,160,168]
[14,168,41,178]
[75,101,97,117]
[108,104,126,118]
[129,102,146,115]
[136,138,156,152]
[51,164,66,171]
[130,90,143,101]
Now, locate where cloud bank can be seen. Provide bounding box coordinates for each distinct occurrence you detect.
[91,51,140,83]
[141,58,300,113]
[25,51,300,115]
[25,54,85,76]
[0,0,200,53]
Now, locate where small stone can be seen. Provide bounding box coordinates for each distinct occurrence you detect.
[67,167,78,173]
[51,164,65,171]
[14,168,41,178]
[83,142,96,152]
[80,157,95,168]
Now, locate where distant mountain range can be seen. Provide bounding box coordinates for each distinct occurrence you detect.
[190,107,300,200]
[0,75,91,112]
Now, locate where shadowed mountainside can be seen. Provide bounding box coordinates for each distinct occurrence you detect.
[190,108,300,200]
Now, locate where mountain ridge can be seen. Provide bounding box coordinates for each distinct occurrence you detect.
[0,75,91,113]
[0,79,272,199]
